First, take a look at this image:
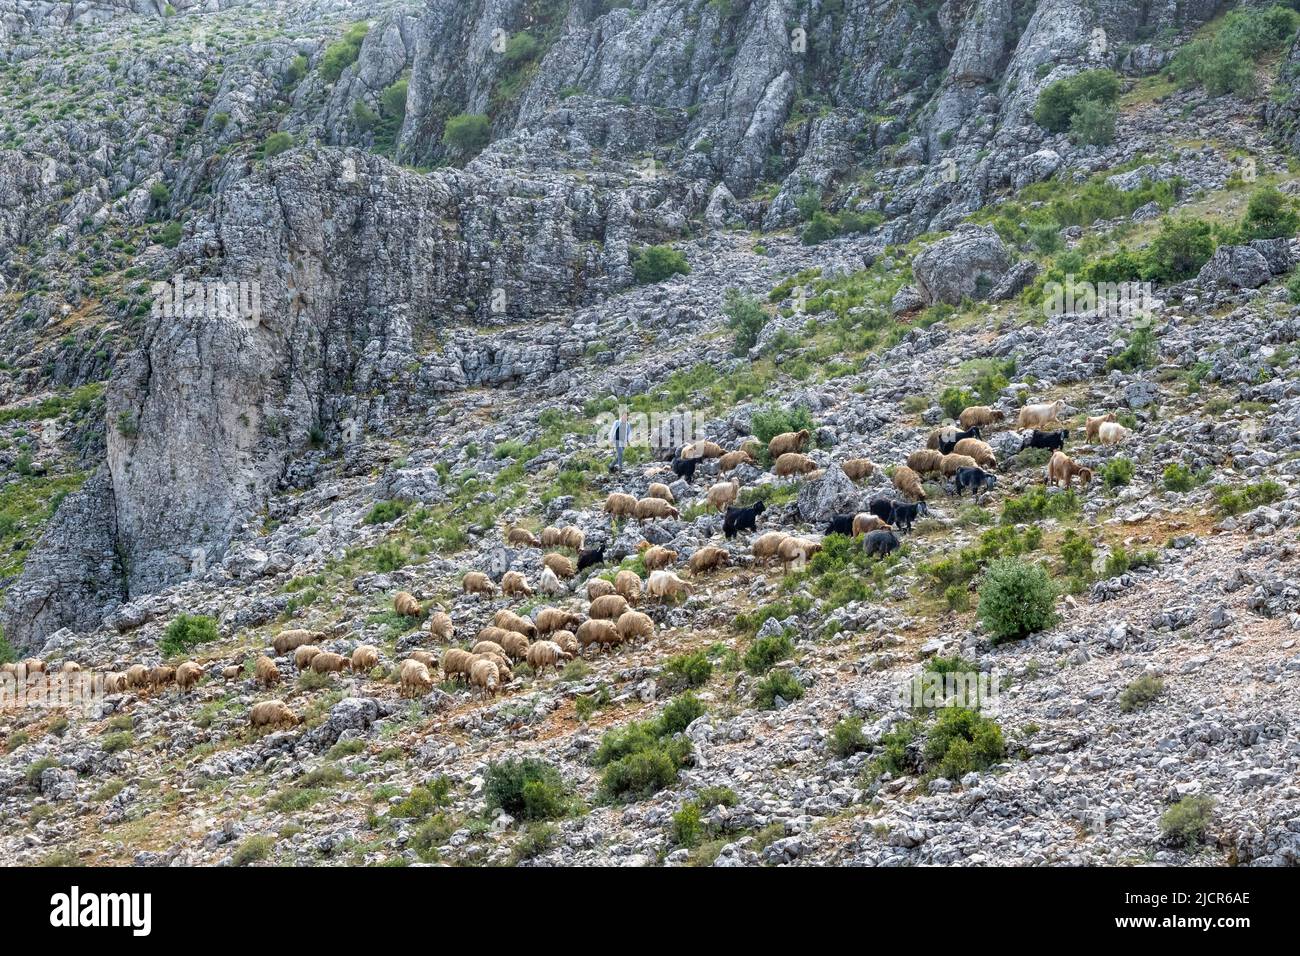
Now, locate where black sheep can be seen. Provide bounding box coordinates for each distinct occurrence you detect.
[723,501,765,539]
[1026,429,1069,451]
[671,455,701,482]
[863,529,900,558]
[867,497,895,524]
[576,546,605,573]
[938,426,982,455]
[889,500,929,534]
[824,513,856,537]
[954,466,997,496]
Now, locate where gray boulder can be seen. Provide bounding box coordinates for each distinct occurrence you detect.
[1197,245,1272,289]
[912,226,1011,306]
[796,464,860,525]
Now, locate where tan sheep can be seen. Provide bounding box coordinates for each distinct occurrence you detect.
[892,465,927,501]
[646,569,691,602]
[719,450,755,472]
[952,438,996,469]
[543,553,576,578]
[614,569,643,604]
[553,630,579,657]
[538,566,567,596]
[768,429,811,458]
[1098,421,1131,445]
[1018,399,1066,430]
[399,659,434,698]
[408,650,438,669]
[479,651,514,683]
[507,527,540,547]
[959,406,1005,430]
[222,665,243,681]
[925,428,947,450]
[940,452,979,477]
[21,658,46,674]
[294,645,322,670]
[525,640,570,674]
[907,449,944,475]
[589,594,631,620]
[149,665,175,689]
[777,536,822,570]
[617,610,654,643]
[751,531,789,561]
[494,609,537,637]
[646,482,675,503]
[125,664,149,689]
[560,526,586,551]
[539,526,563,547]
[773,452,817,477]
[250,700,296,729]
[442,648,476,682]
[576,618,620,655]
[604,492,638,518]
[642,545,678,570]
[60,661,81,673]
[256,655,282,685]
[463,571,498,596]
[497,631,531,661]
[536,607,582,635]
[470,658,501,699]
[477,625,515,646]
[428,610,454,642]
[175,661,204,692]
[104,672,128,694]
[310,652,350,674]
[852,513,891,536]
[1085,413,1117,442]
[500,571,533,597]
[351,645,380,673]
[706,479,740,512]
[841,458,875,481]
[394,591,422,617]
[688,545,730,573]
[1046,451,1094,489]
[472,640,508,659]
[586,576,615,599]
[635,497,680,521]
[683,439,725,459]
[272,629,320,655]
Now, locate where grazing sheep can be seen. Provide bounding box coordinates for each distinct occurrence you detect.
[125,664,149,689]
[635,497,680,521]
[868,497,928,534]
[688,545,730,573]
[577,546,605,573]
[647,569,692,602]
[351,645,380,673]
[892,465,928,500]
[773,452,817,477]
[952,438,996,469]
[852,513,892,537]
[706,479,740,512]
[777,536,822,570]
[539,526,563,547]
[104,672,128,694]
[537,567,566,596]
[824,513,856,536]
[21,658,46,674]
[472,640,508,659]
[501,570,533,597]
[463,571,497,596]
[442,648,475,682]
[719,450,755,473]
[60,661,81,673]
[176,662,204,692]
[954,466,997,496]
[394,591,421,617]
[149,665,175,689]
[256,655,282,686]
[1018,399,1066,430]
[221,665,242,681]
[470,659,501,699]
[1085,413,1116,442]
[428,610,454,642]
[723,501,765,539]
[841,458,876,481]
[617,610,654,643]
[614,570,642,604]
[409,650,438,669]
[526,640,570,674]
[940,452,979,477]
[642,545,678,570]
[647,482,675,502]
[960,406,1004,430]
[399,659,434,698]
[589,594,631,620]
[576,618,621,655]
[507,527,540,547]
[751,531,789,562]
[671,455,701,482]
[311,652,350,675]
[250,700,296,729]
[605,492,638,517]
[682,440,725,459]
[1098,421,1131,445]
[768,429,811,458]
[553,630,579,657]
[272,629,320,655]
[498,632,531,661]
[907,449,945,475]
[478,624,516,646]
[560,526,586,551]
[536,607,582,635]
[586,576,615,599]
[542,553,576,578]
[1026,429,1068,452]
[863,529,901,558]
[1046,451,1094,488]
[294,645,322,670]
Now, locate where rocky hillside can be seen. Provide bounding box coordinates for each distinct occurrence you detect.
[1,0,1299,866]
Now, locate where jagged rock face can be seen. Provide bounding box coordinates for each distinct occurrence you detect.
[911,225,1011,305]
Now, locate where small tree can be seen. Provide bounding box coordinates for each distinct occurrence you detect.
[1069,97,1116,146]
[1237,186,1299,242]
[1160,795,1215,847]
[159,614,219,657]
[631,245,691,284]
[262,132,293,158]
[977,559,1058,643]
[724,289,767,354]
[441,113,491,156]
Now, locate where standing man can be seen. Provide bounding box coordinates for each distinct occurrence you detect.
[609,407,630,473]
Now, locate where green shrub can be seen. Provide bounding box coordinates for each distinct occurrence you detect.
[1059,529,1095,577]
[441,113,491,155]
[364,500,408,524]
[319,22,370,83]
[724,289,767,354]
[923,707,1005,780]
[1106,327,1157,372]
[1119,674,1165,713]
[828,716,868,758]
[663,649,713,689]
[938,386,972,420]
[231,835,275,866]
[742,630,793,675]
[1105,545,1158,578]
[1001,486,1080,523]
[149,182,170,204]
[671,802,703,847]
[1159,795,1215,847]
[380,77,408,119]
[1033,69,1121,133]
[25,757,58,788]
[159,613,218,657]
[484,758,571,821]
[632,245,691,284]
[594,696,702,801]
[101,731,133,753]
[977,559,1058,643]
[752,668,804,709]
[503,31,541,66]
[1101,457,1134,489]
[1162,462,1199,492]
[1142,217,1215,282]
[1237,185,1299,241]
[1169,6,1299,95]
[1214,480,1284,516]
[750,405,815,446]
[262,131,293,158]
[1069,96,1116,145]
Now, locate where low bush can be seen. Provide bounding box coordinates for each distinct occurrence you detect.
[977,559,1058,643]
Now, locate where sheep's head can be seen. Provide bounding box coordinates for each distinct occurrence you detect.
[1077,467,1094,484]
